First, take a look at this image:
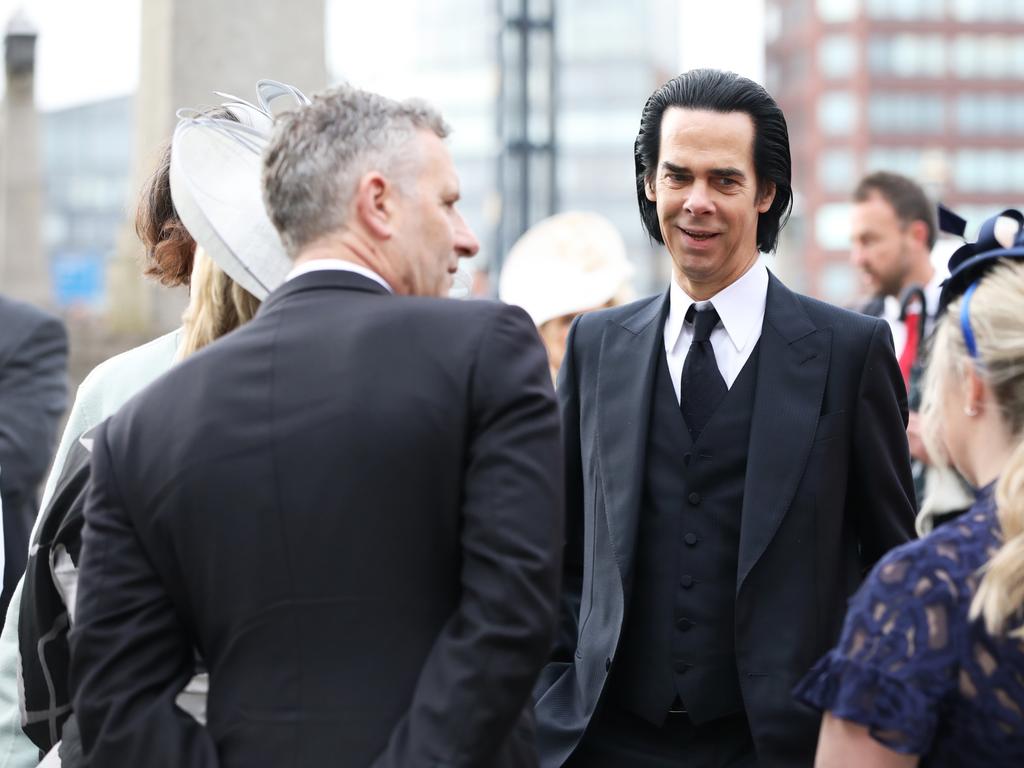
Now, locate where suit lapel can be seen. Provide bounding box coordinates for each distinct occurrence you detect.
[596,293,666,585]
[737,274,831,592]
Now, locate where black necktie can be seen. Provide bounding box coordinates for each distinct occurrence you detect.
[679,304,727,441]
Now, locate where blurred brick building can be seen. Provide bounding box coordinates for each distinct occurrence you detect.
[765,0,1024,303]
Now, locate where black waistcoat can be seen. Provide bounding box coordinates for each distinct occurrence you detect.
[608,339,760,727]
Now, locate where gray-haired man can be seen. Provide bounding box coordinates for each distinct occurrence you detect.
[70,85,563,768]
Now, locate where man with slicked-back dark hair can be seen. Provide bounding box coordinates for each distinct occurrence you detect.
[533,69,917,767]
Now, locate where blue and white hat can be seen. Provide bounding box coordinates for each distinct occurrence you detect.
[939,208,1024,314]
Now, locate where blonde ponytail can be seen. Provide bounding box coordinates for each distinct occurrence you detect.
[970,438,1024,638]
[177,247,261,361]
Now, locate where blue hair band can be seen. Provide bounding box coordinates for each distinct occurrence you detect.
[960,281,980,359]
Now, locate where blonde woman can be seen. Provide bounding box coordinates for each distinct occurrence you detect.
[794,210,1024,766]
[4,88,292,767]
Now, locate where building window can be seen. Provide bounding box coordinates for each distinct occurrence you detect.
[816,0,858,23]
[818,91,857,136]
[868,92,945,135]
[954,150,1024,193]
[816,203,854,251]
[952,0,1024,22]
[866,148,925,178]
[867,34,945,78]
[952,35,1024,79]
[819,148,857,192]
[819,34,857,79]
[865,0,943,20]
[957,94,1024,136]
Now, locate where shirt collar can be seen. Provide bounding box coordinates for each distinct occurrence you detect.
[665,257,769,353]
[286,258,393,293]
[882,269,945,323]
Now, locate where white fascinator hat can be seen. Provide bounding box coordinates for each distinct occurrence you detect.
[499,211,635,328]
[169,79,309,300]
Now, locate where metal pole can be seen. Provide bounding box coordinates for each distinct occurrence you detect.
[518,0,530,237]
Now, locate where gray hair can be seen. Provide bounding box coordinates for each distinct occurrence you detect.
[261,84,449,257]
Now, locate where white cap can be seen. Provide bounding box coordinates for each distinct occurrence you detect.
[499,211,634,327]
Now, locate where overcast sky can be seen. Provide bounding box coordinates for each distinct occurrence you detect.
[1,0,763,111]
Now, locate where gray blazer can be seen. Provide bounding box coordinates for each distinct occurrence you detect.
[0,294,67,625]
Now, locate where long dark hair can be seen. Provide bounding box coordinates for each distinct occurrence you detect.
[634,69,793,254]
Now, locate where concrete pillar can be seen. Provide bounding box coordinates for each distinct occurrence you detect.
[0,11,51,307]
[107,0,327,333]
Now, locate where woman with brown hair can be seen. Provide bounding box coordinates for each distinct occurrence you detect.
[0,85,294,767]
[795,210,1024,767]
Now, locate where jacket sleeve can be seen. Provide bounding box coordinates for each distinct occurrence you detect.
[0,311,68,508]
[538,314,585,681]
[68,422,219,767]
[371,303,564,768]
[849,319,917,568]
[0,317,81,768]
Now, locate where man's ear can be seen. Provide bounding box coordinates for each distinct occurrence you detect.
[644,173,657,203]
[906,219,929,249]
[756,181,776,214]
[354,172,394,240]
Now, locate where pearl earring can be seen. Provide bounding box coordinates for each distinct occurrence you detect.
[964,405,979,417]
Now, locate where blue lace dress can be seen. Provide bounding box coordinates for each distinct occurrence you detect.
[794,483,1024,766]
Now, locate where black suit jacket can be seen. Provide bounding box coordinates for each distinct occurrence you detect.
[0,294,67,624]
[69,271,564,768]
[533,273,916,767]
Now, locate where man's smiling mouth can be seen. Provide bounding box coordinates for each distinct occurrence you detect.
[680,228,719,241]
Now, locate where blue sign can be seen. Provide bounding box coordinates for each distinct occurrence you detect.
[51,249,104,308]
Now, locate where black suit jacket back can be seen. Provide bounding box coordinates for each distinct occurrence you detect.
[70,271,563,768]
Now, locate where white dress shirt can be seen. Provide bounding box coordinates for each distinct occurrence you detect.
[663,258,769,402]
[286,258,393,293]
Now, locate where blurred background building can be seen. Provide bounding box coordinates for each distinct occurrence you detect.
[43,95,132,313]
[331,0,681,295]
[3,0,1024,381]
[1,10,48,306]
[2,0,327,384]
[11,0,683,329]
[766,0,1024,302]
